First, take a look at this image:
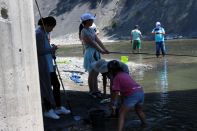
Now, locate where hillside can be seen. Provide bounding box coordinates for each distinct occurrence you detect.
[33,0,197,42]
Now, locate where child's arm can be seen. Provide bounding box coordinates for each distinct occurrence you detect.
[95,35,109,54]
[111,91,119,106]
[110,91,119,115]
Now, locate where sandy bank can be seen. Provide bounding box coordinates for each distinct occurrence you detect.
[55,57,152,92]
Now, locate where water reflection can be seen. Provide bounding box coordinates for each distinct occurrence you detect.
[156,58,169,106]
[135,55,145,81]
[159,57,168,93]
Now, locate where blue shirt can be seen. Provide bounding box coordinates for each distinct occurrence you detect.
[36,27,54,72]
[152,27,165,42]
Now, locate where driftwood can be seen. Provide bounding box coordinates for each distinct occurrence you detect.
[63,70,85,74]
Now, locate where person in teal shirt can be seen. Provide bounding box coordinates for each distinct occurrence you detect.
[152,22,166,58]
[131,25,142,53]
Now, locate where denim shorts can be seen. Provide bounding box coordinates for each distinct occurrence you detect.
[123,91,144,108]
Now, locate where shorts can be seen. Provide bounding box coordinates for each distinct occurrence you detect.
[123,91,144,108]
[132,40,141,50]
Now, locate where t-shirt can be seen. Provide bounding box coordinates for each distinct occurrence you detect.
[131,29,141,41]
[81,27,96,46]
[152,27,165,42]
[112,72,142,97]
[79,23,97,37]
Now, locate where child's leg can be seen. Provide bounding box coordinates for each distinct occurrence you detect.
[92,70,99,92]
[88,70,102,98]
[50,72,61,107]
[88,70,94,92]
[132,40,137,53]
[135,105,147,126]
[118,105,130,131]
[137,40,141,53]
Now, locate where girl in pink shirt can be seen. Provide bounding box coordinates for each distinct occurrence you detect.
[108,60,147,131]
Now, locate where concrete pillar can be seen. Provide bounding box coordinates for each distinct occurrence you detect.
[0,0,44,130]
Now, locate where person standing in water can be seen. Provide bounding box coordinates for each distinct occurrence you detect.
[130,25,142,53]
[152,21,166,58]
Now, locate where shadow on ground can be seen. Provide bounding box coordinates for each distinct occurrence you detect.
[44,89,197,131]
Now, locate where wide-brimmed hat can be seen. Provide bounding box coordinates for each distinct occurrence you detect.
[80,13,96,22]
[92,59,108,73]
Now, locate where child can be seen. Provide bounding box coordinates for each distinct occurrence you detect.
[80,13,109,98]
[108,60,147,131]
[91,59,129,96]
[131,25,142,53]
[36,16,70,119]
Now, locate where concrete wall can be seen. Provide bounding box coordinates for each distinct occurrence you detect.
[0,0,43,130]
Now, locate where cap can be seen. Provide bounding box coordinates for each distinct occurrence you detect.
[92,59,108,73]
[156,21,161,27]
[80,13,96,22]
[134,25,139,29]
[91,23,96,30]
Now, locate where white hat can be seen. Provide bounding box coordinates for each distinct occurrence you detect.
[80,13,96,22]
[90,23,96,30]
[156,21,161,27]
[91,59,108,73]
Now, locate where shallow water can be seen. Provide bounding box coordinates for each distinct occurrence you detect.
[126,40,197,93]
[47,39,197,131]
[106,39,197,130]
[134,57,197,93]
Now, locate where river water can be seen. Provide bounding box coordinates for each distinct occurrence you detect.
[106,39,197,130]
[45,39,197,131]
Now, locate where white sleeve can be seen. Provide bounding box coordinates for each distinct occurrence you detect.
[151,28,155,33]
[162,28,165,33]
[138,30,142,35]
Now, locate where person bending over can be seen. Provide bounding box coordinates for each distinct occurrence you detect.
[108,60,147,131]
